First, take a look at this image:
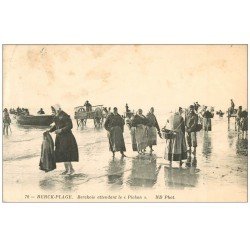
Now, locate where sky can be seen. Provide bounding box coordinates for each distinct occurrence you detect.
[3,45,247,115]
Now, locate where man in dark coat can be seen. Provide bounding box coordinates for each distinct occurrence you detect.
[104,107,126,157]
[84,100,92,112]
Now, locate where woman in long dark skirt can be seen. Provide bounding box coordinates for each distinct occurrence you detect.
[48,104,79,175]
[164,109,187,167]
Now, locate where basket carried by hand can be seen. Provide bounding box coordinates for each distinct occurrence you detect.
[196,123,203,132]
[161,128,177,139]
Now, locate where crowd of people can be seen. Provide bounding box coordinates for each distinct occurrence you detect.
[3,100,248,175]
[103,102,248,169]
[104,105,201,167]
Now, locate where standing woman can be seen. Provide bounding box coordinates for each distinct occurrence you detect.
[146,107,162,152]
[48,104,79,175]
[164,108,187,167]
[3,108,11,135]
[131,109,149,155]
[104,107,126,158]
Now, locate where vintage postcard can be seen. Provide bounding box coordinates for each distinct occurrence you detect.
[2,44,248,202]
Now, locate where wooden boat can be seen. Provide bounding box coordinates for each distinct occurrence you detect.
[16,115,54,126]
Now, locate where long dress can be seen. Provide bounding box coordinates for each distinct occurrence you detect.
[164,113,187,161]
[131,115,149,151]
[146,113,160,147]
[104,113,126,152]
[49,111,79,162]
[241,111,248,131]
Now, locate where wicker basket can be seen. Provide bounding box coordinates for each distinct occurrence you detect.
[162,129,177,139]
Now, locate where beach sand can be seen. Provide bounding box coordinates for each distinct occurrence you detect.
[2,115,247,202]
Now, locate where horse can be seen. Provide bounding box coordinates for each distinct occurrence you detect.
[93,107,103,127]
[75,108,88,127]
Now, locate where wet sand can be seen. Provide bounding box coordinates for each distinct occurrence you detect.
[3,116,248,202]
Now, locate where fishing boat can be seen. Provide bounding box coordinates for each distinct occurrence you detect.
[16,115,54,126]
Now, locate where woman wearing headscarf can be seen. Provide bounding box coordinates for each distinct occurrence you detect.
[48,104,79,175]
[164,107,187,167]
[131,109,149,154]
[146,107,162,152]
[104,107,126,158]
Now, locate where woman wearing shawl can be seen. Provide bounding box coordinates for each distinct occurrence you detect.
[104,107,126,158]
[164,107,187,167]
[131,109,149,154]
[48,104,79,175]
[146,107,162,152]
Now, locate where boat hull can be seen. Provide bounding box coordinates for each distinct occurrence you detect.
[16,115,54,126]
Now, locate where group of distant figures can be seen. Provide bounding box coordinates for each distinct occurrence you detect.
[104,100,248,168]
[9,107,46,115]
[227,99,248,135]
[9,107,30,116]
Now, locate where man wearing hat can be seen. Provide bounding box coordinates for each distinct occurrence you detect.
[185,105,198,155]
[84,100,92,112]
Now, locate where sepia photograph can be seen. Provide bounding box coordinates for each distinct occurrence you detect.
[2,44,248,202]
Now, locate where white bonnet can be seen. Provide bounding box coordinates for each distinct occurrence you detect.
[51,104,61,112]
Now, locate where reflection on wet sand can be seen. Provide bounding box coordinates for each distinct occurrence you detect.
[227,129,235,148]
[164,156,200,189]
[39,173,88,192]
[127,155,160,187]
[39,178,56,190]
[202,132,212,159]
[107,158,125,187]
[236,138,248,156]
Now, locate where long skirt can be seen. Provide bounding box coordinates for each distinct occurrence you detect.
[130,127,138,151]
[203,118,212,131]
[55,131,79,162]
[164,131,187,161]
[241,118,248,131]
[108,126,126,152]
[135,125,148,151]
[147,126,157,146]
